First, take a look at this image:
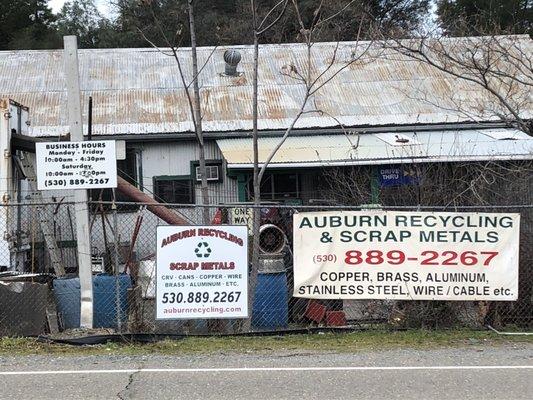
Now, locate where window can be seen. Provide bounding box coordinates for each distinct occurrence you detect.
[117,149,139,188]
[90,148,140,211]
[195,165,220,182]
[273,173,299,197]
[153,176,194,204]
[248,172,300,200]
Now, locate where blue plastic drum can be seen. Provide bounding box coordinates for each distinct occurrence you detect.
[252,272,289,329]
[53,277,81,329]
[53,274,131,330]
[93,274,132,329]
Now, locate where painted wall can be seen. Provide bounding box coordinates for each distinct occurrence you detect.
[10,139,241,271]
[91,139,240,261]
[138,139,239,205]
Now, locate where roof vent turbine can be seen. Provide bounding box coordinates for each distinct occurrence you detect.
[224,49,241,76]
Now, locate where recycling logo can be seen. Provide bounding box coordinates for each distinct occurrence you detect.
[194,241,212,258]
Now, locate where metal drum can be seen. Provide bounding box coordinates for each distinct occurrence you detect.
[257,254,285,274]
[258,224,286,254]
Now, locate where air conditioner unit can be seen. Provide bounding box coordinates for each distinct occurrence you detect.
[196,165,220,182]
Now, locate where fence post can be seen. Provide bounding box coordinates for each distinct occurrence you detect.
[64,35,93,329]
[112,192,122,332]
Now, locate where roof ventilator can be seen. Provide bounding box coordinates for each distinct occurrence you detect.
[224,49,241,76]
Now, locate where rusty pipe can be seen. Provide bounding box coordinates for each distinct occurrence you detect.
[116,176,188,225]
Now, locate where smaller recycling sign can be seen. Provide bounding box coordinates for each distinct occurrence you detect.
[156,225,248,319]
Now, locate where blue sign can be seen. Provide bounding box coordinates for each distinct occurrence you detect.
[378,165,420,187]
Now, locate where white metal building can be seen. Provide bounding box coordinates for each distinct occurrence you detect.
[1,36,532,207]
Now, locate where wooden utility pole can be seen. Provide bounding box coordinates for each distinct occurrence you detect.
[186,0,210,224]
[64,36,93,329]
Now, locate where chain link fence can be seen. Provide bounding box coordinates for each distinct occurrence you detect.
[1,198,531,337]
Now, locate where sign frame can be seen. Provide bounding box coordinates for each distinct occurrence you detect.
[155,224,249,320]
[35,140,117,190]
[293,210,520,302]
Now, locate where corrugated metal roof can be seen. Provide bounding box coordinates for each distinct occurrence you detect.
[0,37,531,137]
[217,128,533,168]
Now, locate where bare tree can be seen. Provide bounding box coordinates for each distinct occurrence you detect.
[382,26,533,135]
[323,161,533,208]
[247,0,290,331]
[138,1,213,223]
[246,0,373,329]
[322,159,533,328]
[186,0,210,224]
[137,0,221,332]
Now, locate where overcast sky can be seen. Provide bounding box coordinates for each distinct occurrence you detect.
[49,0,438,33]
[49,0,111,14]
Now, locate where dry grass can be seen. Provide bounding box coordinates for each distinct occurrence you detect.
[1,329,531,357]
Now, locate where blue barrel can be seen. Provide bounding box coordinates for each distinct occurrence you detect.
[93,274,131,329]
[252,272,289,329]
[53,274,131,330]
[53,277,81,330]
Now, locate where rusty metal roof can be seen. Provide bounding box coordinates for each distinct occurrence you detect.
[0,36,531,137]
[217,128,533,168]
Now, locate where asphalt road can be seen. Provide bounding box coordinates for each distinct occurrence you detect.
[1,344,531,400]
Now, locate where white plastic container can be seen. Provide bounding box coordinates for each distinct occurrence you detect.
[138,260,156,298]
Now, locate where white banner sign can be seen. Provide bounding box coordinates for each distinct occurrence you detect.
[36,141,117,190]
[293,211,519,301]
[156,225,248,319]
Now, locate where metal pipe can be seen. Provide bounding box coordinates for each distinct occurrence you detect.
[487,325,533,336]
[34,122,513,143]
[88,96,93,141]
[116,176,188,225]
[112,189,122,332]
